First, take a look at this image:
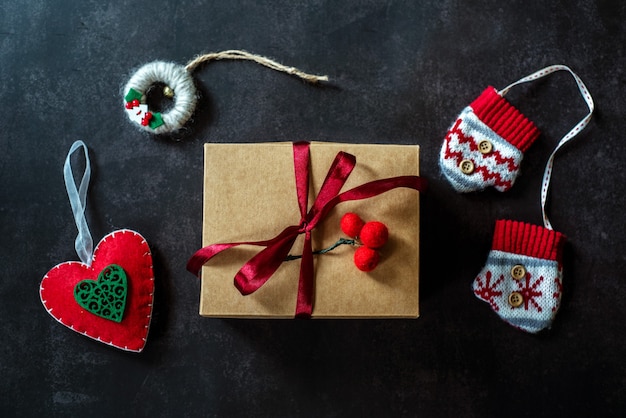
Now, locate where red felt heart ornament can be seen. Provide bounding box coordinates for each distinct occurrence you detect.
[40,229,154,352]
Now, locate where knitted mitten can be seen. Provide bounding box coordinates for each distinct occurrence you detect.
[440,86,540,193]
[472,220,565,333]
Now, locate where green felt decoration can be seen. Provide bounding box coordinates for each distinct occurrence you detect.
[74,264,128,323]
[149,112,164,129]
[124,88,143,103]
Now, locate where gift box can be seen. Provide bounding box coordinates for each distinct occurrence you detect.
[188,141,424,318]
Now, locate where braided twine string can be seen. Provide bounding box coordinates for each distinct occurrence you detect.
[185,49,328,83]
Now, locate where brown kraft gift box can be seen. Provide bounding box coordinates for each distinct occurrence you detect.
[196,141,421,318]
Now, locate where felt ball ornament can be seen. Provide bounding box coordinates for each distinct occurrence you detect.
[360,221,389,248]
[354,246,380,272]
[340,212,365,238]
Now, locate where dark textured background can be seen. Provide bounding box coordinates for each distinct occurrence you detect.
[2,1,625,416]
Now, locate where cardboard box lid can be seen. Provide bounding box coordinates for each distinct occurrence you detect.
[199,141,420,318]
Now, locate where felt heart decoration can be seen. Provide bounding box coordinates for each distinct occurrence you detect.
[73,264,127,323]
[40,229,154,352]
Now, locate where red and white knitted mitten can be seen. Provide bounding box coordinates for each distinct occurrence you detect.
[461,66,594,333]
[472,220,565,333]
[440,86,540,192]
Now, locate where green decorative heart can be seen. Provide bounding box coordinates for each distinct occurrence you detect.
[74,264,127,323]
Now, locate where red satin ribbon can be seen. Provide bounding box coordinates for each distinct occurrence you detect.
[187,142,427,318]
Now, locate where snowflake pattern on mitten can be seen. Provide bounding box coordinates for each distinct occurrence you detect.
[473,219,565,333]
[440,86,540,193]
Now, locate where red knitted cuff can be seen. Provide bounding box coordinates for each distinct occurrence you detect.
[470,86,541,153]
[491,219,565,261]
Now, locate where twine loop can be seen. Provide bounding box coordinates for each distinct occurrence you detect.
[183,49,328,83]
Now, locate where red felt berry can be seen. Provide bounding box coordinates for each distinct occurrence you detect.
[340,212,365,238]
[141,118,149,126]
[360,221,388,248]
[125,101,134,109]
[131,99,140,107]
[354,246,380,272]
[144,112,153,121]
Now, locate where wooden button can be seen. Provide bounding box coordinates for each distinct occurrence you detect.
[478,140,493,154]
[459,159,474,174]
[508,292,524,308]
[511,264,526,280]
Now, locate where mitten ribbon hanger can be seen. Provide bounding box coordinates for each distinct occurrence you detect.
[440,65,593,194]
[470,65,594,333]
[123,50,328,135]
[40,141,155,352]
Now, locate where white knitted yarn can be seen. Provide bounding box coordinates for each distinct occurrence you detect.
[123,61,197,135]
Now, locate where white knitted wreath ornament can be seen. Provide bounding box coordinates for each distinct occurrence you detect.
[123,61,197,135]
[122,50,328,135]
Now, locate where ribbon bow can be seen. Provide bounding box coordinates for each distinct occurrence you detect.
[187,142,427,318]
